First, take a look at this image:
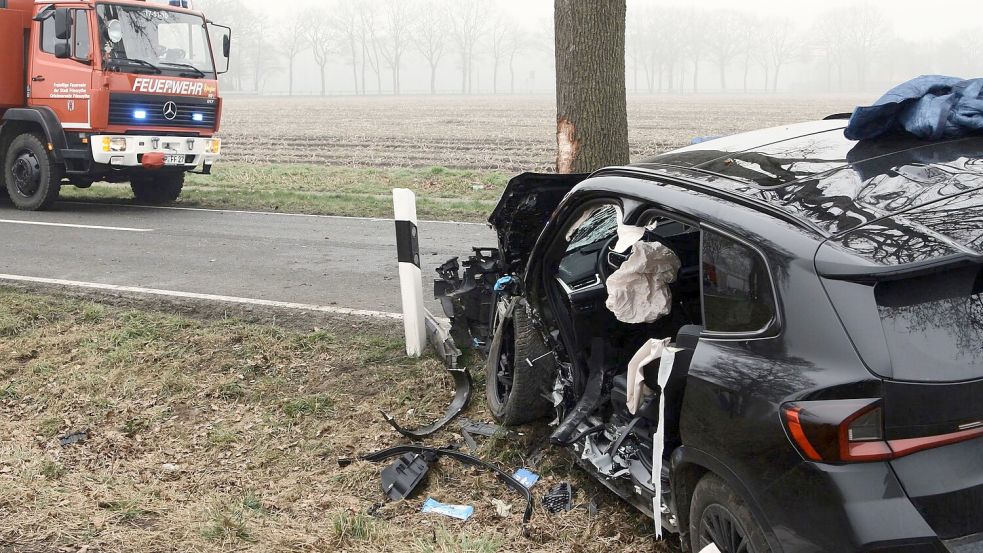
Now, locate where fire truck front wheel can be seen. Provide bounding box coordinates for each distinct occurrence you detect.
[3,133,62,211]
[130,172,184,204]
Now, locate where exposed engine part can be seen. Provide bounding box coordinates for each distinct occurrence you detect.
[551,339,611,445]
[362,445,534,526]
[433,249,504,352]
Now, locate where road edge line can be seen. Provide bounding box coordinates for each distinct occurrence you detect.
[0,274,404,320]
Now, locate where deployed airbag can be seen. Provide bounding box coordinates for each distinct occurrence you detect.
[605,241,680,324]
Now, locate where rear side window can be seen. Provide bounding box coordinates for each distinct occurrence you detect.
[875,265,983,382]
[701,230,776,333]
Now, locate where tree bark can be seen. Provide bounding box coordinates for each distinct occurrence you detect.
[554,0,629,173]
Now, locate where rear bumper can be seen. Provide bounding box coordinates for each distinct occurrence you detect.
[89,135,220,168]
[760,461,949,552]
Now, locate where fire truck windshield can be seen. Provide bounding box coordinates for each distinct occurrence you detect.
[96,4,215,78]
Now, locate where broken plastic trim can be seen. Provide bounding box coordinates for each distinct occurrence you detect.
[362,445,535,526]
[379,310,472,439]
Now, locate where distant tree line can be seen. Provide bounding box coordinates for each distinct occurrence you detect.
[196,0,983,96]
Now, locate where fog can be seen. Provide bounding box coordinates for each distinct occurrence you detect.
[193,0,983,96]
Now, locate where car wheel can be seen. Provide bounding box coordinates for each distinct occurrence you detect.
[4,133,62,211]
[485,299,555,426]
[130,172,184,204]
[689,474,771,553]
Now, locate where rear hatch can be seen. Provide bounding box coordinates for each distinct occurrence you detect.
[818,200,983,541]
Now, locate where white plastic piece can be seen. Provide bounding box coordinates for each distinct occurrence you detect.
[699,544,723,553]
[605,241,681,324]
[651,345,681,539]
[393,188,427,357]
[625,337,670,415]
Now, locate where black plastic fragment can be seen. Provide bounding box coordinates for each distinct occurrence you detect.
[362,444,535,526]
[543,482,574,513]
[380,452,431,501]
[380,368,472,439]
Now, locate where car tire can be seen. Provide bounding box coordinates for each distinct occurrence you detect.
[689,474,771,553]
[4,133,62,211]
[485,300,555,426]
[130,172,184,204]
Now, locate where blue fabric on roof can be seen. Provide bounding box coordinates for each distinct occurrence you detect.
[845,75,983,141]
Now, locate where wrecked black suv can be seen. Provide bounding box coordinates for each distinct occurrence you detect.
[436,118,983,552]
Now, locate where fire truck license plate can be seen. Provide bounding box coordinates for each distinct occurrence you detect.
[164,155,185,165]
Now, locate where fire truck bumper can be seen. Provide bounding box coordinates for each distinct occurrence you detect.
[89,135,221,169]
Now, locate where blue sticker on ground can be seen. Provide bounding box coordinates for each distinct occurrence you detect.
[421,497,474,521]
[513,468,540,489]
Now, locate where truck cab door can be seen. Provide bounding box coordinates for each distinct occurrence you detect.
[29,7,94,131]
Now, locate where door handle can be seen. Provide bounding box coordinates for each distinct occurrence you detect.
[32,75,45,82]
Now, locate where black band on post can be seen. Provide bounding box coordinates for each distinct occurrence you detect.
[395,220,420,268]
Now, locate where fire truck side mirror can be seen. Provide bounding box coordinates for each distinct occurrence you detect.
[54,42,71,59]
[223,35,230,58]
[54,8,71,41]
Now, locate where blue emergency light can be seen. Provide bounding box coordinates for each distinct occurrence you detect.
[169,0,191,8]
[134,109,147,120]
[192,113,204,122]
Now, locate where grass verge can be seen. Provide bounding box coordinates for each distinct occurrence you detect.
[60,163,508,222]
[0,288,663,552]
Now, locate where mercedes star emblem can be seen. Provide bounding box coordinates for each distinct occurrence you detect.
[162,101,178,120]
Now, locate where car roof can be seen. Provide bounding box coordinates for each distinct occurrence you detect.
[627,120,983,269]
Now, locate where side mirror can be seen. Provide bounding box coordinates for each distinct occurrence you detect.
[223,34,230,58]
[208,24,232,74]
[54,42,71,59]
[54,7,71,40]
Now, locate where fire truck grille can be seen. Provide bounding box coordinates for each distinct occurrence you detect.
[109,93,218,129]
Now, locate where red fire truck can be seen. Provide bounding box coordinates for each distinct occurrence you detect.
[0,0,230,210]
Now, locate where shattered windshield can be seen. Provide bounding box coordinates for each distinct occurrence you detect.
[96,3,215,77]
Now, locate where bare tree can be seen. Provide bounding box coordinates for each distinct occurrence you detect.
[377,0,412,95]
[449,0,486,94]
[762,17,798,92]
[359,6,384,94]
[814,11,848,92]
[487,12,511,94]
[307,10,334,96]
[555,0,629,173]
[706,11,742,91]
[505,33,527,94]
[332,0,364,95]
[412,0,448,94]
[843,3,891,91]
[278,13,309,96]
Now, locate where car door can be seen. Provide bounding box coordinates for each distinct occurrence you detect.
[29,7,94,130]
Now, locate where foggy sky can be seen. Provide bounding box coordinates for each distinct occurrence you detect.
[208,0,983,96]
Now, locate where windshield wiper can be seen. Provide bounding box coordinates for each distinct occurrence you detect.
[158,62,206,78]
[106,57,162,74]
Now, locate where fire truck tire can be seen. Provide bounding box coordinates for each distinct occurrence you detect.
[3,133,62,211]
[130,172,184,204]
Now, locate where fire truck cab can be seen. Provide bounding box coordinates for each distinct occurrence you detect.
[0,0,230,210]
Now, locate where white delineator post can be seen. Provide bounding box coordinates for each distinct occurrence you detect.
[393,188,427,357]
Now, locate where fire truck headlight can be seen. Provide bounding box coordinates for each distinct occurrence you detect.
[109,138,128,152]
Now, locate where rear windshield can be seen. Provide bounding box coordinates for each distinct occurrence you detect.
[875,265,983,382]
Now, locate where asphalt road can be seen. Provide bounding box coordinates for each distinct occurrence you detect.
[0,200,496,315]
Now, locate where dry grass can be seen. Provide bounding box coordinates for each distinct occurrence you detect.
[0,289,668,552]
[216,93,872,171]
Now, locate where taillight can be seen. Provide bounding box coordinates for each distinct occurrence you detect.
[782,399,983,464]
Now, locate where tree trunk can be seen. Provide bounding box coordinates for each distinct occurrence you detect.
[692,59,699,92]
[554,0,629,174]
[430,62,438,94]
[320,65,326,97]
[288,59,294,96]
